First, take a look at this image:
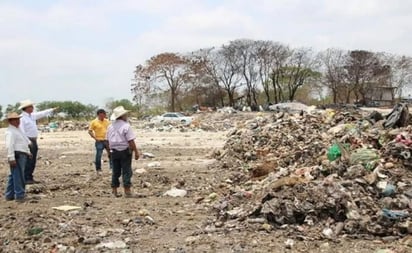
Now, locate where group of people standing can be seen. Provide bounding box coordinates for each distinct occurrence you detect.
[4,100,139,202]
[4,100,56,202]
[88,106,139,197]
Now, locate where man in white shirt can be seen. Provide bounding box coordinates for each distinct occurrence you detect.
[4,112,32,202]
[18,99,57,184]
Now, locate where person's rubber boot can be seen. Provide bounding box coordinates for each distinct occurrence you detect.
[112,187,121,197]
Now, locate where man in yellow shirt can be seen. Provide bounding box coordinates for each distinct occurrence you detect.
[88,109,111,175]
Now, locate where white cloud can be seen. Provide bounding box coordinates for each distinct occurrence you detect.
[134,6,261,54]
[1,0,412,107]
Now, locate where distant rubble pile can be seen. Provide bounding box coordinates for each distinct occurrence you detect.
[207,103,412,240]
[139,112,259,132]
[39,121,89,132]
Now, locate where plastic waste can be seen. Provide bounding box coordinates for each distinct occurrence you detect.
[327,144,341,161]
[349,148,379,169]
[395,134,412,146]
[382,184,396,197]
[384,103,409,129]
[27,227,43,236]
[49,122,58,129]
[163,187,187,197]
[381,208,409,220]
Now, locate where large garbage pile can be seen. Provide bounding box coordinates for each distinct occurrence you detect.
[212,103,412,240]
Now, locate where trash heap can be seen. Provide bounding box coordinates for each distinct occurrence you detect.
[212,103,412,240]
[140,112,256,132]
[38,121,90,132]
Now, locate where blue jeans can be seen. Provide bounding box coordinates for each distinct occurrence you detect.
[95,141,112,171]
[25,139,38,181]
[5,152,27,200]
[111,149,133,188]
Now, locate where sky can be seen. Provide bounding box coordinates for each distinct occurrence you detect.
[1,0,411,108]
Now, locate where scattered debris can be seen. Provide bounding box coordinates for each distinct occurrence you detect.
[142,152,156,158]
[163,187,188,197]
[147,162,162,169]
[52,205,82,211]
[96,240,127,250]
[135,168,148,174]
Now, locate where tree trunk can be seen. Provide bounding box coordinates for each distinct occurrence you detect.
[246,90,252,107]
[345,89,352,104]
[332,88,337,104]
[170,88,176,112]
[264,86,270,104]
[227,89,235,107]
[271,75,278,104]
[252,88,258,106]
[220,93,225,107]
[289,86,299,101]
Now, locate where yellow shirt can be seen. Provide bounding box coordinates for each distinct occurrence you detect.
[89,118,110,141]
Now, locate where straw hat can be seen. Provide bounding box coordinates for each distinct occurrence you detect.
[111,106,130,120]
[6,112,22,120]
[18,99,35,110]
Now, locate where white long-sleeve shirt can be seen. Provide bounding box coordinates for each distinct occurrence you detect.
[5,125,31,161]
[20,109,54,138]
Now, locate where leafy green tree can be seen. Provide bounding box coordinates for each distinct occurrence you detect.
[37,101,97,118]
[106,99,139,111]
[0,105,3,119]
[5,103,20,114]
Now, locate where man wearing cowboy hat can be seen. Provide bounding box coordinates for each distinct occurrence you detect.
[4,112,32,202]
[106,106,139,197]
[18,99,58,184]
[88,109,112,175]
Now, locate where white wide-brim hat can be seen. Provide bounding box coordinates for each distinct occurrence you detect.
[6,112,22,120]
[18,99,35,110]
[111,106,130,120]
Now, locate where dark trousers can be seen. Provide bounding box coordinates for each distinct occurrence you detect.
[25,139,38,181]
[111,149,133,188]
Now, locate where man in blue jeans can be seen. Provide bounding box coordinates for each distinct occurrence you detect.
[88,109,112,175]
[4,112,32,202]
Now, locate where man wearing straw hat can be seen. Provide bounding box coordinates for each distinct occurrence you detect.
[106,106,139,197]
[18,99,58,184]
[4,112,32,202]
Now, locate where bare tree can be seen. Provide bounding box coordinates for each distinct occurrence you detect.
[228,39,260,107]
[270,48,319,102]
[381,54,412,98]
[131,65,151,107]
[345,50,384,104]
[185,53,221,106]
[318,48,348,103]
[192,47,242,106]
[269,45,292,103]
[190,48,225,106]
[255,41,288,104]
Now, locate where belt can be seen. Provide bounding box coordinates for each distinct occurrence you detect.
[111,148,130,153]
[15,151,29,157]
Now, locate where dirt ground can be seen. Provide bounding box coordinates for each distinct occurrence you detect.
[0,124,410,253]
